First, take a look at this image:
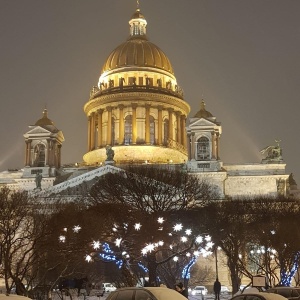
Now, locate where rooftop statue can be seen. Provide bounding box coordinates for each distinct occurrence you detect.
[260,139,283,163]
[105,145,115,162]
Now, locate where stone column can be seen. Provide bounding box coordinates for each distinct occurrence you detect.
[25,140,31,166]
[176,111,181,144]
[158,106,163,145]
[187,133,191,160]
[216,132,220,159]
[181,115,187,149]
[97,109,103,148]
[191,132,196,160]
[132,103,137,144]
[118,105,124,145]
[212,131,216,159]
[145,104,150,144]
[168,108,174,141]
[107,107,112,145]
[90,112,96,150]
[46,139,50,166]
[87,116,91,151]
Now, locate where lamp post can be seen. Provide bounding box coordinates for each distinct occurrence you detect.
[215,247,219,279]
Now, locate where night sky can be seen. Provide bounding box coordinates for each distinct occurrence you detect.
[1,1,299,182]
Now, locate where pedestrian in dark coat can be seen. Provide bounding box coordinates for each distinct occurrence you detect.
[214,278,221,300]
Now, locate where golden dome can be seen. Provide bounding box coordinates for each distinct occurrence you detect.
[100,8,174,75]
[194,101,214,118]
[35,109,54,126]
[101,38,174,74]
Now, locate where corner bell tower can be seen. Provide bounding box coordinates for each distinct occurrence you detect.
[186,101,222,172]
[22,109,65,178]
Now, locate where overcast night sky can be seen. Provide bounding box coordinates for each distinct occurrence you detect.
[0,1,299,182]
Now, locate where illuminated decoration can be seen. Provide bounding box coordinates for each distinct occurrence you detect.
[92,241,101,250]
[173,223,183,231]
[181,236,188,242]
[59,235,66,243]
[85,255,92,262]
[138,262,149,273]
[63,228,67,232]
[173,256,179,262]
[157,217,164,224]
[134,223,142,230]
[99,243,123,269]
[182,256,197,279]
[185,229,192,235]
[73,225,81,233]
[196,236,203,243]
[115,238,122,247]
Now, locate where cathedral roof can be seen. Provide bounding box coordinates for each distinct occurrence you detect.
[35,109,54,126]
[194,101,214,119]
[100,8,174,75]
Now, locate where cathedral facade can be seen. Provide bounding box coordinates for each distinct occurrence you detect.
[0,5,293,199]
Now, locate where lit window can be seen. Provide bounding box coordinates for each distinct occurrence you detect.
[197,137,210,160]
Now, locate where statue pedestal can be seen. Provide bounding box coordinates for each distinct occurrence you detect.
[105,160,115,166]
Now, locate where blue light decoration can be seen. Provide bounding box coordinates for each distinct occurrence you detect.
[99,242,123,269]
[279,252,300,286]
[138,262,149,273]
[181,256,197,279]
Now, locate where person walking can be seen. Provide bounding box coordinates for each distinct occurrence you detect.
[214,278,221,300]
[175,282,188,299]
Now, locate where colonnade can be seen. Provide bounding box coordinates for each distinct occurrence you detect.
[87,104,187,151]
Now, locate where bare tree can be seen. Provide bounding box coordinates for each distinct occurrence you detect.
[86,166,218,286]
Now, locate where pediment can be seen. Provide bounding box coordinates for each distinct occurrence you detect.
[24,126,52,136]
[188,118,218,128]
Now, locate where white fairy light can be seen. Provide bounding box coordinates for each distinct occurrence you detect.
[173,223,183,231]
[157,217,164,224]
[181,236,188,242]
[186,252,191,257]
[196,236,203,243]
[134,223,142,230]
[92,241,101,250]
[173,256,179,261]
[85,255,92,262]
[63,228,67,232]
[204,235,211,241]
[59,235,66,243]
[158,241,164,246]
[194,251,199,256]
[185,229,192,235]
[73,225,81,233]
[115,238,122,247]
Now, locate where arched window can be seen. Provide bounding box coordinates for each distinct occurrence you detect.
[150,116,155,145]
[197,137,210,160]
[34,144,46,167]
[124,115,132,145]
[163,119,169,145]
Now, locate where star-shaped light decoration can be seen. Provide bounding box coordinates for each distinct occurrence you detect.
[185,229,192,235]
[73,225,81,233]
[181,236,188,242]
[173,223,183,231]
[92,241,101,250]
[85,255,92,262]
[115,238,122,247]
[157,217,164,224]
[195,236,203,243]
[134,223,142,230]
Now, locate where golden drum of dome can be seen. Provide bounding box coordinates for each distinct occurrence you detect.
[101,38,174,74]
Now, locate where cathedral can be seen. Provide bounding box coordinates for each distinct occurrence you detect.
[0,4,295,199]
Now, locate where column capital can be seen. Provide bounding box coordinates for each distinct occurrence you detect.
[106,106,112,112]
[131,103,138,109]
[97,108,104,114]
[157,105,163,111]
[118,104,125,109]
